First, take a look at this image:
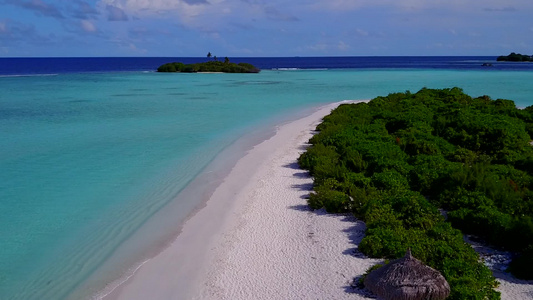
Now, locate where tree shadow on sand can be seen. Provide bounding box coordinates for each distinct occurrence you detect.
[284,162,313,179]
[291,182,314,191]
[284,205,377,298]
[283,162,301,170]
[288,204,312,212]
[284,162,377,299]
[339,217,377,298]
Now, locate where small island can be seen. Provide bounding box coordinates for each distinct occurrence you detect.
[157,60,260,73]
[497,52,532,62]
[158,53,260,73]
[158,61,260,73]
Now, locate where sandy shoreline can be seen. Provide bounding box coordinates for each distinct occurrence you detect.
[101,100,533,300]
[101,100,377,300]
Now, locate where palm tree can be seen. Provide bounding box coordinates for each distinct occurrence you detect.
[224,57,230,63]
[207,52,212,59]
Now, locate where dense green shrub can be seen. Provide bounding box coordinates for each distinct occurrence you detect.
[299,87,533,298]
[308,189,351,213]
[371,169,410,191]
[157,61,260,73]
[408,154,457,197]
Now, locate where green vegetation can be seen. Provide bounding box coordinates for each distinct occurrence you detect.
[497,52,532,62]
[298,88,533,299]
[157,61,260,73]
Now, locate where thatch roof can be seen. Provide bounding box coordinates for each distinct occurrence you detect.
[364,249,450,300]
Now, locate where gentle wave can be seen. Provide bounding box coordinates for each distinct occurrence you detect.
[0,73,59,78]
[272,67,300,71]
[271,68,328,71]
[91,259,151,300]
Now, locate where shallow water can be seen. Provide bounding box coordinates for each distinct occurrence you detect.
[1,68,532,299]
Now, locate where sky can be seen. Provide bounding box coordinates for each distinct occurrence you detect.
[0,0,532,57]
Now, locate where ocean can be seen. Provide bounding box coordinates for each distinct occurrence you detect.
[1,57,532,299]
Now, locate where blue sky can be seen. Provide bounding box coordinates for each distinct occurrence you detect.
[0,0,532,57]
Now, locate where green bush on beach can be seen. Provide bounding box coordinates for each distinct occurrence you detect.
[298,87,533,299]
[157,61,260,73]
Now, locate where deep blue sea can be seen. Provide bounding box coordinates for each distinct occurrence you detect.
[2,56,533,75]
[1,57,532,300]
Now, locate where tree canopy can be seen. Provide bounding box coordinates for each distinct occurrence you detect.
[299,87,533,299]
[157,61,260,73]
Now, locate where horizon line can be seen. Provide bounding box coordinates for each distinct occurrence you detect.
[0,55,502,59]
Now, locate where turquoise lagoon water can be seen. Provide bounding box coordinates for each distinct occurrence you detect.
[1,69,533,299]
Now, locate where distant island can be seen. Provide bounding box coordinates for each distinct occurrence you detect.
[497,52,532,62]
[157,61,260,73]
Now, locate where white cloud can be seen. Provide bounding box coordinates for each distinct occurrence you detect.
[355,28,369,37]
[338,40,349,51]
[311,0,533,12]
[128,42,147,54]
[98,0,302,25]
[263,6,299,21]
[106,5,129,21]
[97,0,230,30]
[70,1,100,20]
[98,0,213,17]
[484,6,517,12]
[80,20,97,33]
[306,40,349,53]
[3,0,65,19]
[308,43,327,51]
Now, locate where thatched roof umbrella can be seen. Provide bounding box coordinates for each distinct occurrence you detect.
[364,249,450,300]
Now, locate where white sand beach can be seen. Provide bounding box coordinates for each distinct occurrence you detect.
[102,100,533,300]
[101,100,379,300]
